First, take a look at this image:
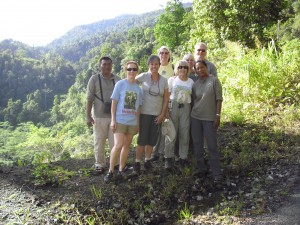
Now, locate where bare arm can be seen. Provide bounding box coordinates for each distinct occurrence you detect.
[156,88,169,124]
[110,99,118,132]
[214,100,222,129]
[137,105,141,133]
[86,101,94,127]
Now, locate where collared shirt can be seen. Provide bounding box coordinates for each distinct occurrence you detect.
[191,75,222,121]
[86,73,121,118]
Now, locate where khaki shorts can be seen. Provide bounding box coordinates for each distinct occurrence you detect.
[115,123,138,135]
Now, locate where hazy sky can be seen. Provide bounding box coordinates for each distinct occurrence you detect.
[0,0,190,46]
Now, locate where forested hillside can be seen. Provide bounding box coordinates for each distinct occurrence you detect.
[0,8,167,126]
[47,12,163,62]
[0,0,299,224]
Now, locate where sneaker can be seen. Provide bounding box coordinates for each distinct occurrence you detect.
[104,172,113,183]
[144,160,152,170]
[94,166,105,175]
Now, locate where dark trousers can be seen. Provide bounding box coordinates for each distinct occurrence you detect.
[191,117,222,178]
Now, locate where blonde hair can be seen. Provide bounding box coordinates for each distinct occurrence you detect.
[124,61,139,71]
[182,53,195,61]
[157,46,172,62]
[174,60,189,75]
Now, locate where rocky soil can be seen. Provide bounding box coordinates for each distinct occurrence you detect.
[0,124,299,225]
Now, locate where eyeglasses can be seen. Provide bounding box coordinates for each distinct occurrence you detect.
[159,52,169,55]
[178,66,188,69]
[126,68,138,72]
[197,49,206,52]
[149,81,160,96]
[149,83,160,96]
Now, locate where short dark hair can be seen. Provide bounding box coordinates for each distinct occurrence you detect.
[147,55,160,65]
[194,60,207,68]
[99,56,112,65]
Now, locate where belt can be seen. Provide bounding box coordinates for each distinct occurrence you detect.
[178,103,184,108]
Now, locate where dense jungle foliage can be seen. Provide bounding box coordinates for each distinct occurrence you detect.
[0,0,299,172]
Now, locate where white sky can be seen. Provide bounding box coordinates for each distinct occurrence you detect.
[0,0,190,46]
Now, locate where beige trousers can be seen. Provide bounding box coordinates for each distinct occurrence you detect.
[93,117,114,168]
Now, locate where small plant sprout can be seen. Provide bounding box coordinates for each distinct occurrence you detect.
[90,185,103,200]
[178,202,193,221]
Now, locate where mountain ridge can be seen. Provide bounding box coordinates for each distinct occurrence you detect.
[47,11,164,48]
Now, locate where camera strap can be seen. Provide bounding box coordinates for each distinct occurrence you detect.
[95,74,115,103]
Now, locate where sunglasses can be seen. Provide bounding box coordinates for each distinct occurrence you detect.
[178,66,188,69]
[126,68,138,72]
[197,49,206,52]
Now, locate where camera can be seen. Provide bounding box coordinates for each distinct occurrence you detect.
[103,102,112,114]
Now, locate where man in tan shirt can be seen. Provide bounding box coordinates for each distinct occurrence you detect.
[86,56,121,174]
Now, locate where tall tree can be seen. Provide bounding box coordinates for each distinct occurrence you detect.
[191,0,290,48]
[154,0,188,50]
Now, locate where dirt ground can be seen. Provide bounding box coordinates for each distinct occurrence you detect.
[1,125,299,224]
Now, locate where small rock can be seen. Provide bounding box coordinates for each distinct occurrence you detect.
[246,193,255,199]
[196,195,203,201]
[113,203,121,209]
[259,190,266,196]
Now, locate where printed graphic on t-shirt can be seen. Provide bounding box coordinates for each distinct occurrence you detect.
[173,85,192,103]
[124,91,137,110]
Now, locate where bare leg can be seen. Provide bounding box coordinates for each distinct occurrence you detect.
[119,134,133,171]
[108,133,124,173]
[135,144,144,162]
[145,145,153,161]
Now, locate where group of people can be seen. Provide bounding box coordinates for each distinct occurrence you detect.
[86,42,223,184]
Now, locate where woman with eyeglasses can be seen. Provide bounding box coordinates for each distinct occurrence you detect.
[133,55,169,174]
[164,60,194,172]
[172,54,197,162]
[104,61,143,182]
[191,60,223,186]
[150,46,175,161]
[158,45,175,79]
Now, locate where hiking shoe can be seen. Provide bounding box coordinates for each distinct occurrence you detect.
[144,160,152,170]
[94,166,105,175]
[104,172,113,183]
